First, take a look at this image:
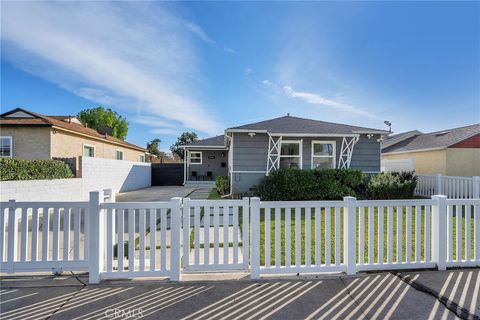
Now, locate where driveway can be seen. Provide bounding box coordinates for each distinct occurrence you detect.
[116,186,204,202]
[1,269,478,319]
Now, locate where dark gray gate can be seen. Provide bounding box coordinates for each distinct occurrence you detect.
[151,163,184,186]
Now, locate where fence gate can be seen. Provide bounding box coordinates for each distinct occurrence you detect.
[182,198,250,271]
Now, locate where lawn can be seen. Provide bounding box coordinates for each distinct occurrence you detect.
[258,206,476,266]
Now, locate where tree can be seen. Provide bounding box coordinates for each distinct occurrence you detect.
[170,132,198,160]
[146,138,166,159]
[77,107,128,140]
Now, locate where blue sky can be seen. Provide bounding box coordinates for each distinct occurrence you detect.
[1,1,479,151]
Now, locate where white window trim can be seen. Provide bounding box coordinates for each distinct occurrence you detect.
[83,144,96,157]
[189,151,202,165]
[311,140,336,169]
[139,154,145,162]
[116,149,124,160]
[0,136,13,158]
[280,139,302,169]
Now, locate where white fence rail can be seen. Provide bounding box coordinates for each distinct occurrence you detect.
[1,193,479,283]
[0,200,90,273]
[182,198,249,271]
[416,174,480,199]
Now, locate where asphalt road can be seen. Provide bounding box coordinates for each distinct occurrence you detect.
[1,269,478,320]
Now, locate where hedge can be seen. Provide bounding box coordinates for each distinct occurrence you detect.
[253,168,365,201]
[0,158,75,181]
[215,176,230,196]
[253,168,417,200]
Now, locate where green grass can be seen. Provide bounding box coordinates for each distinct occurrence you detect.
[259,207,476,266]
[207,188,222,200]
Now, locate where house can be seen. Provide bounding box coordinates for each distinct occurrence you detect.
[0,108,147,175]
[182,115,390,193]
[381,124,480,176]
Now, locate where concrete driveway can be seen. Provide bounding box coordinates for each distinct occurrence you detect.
[1,269,478,319]
[116,186,202,202]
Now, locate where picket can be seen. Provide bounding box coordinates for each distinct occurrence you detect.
[1,193,479,283]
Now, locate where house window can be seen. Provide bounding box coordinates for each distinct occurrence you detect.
[139,155,145,162]
[189,151,202,165]
[312,141,336,169]
[83,144,95,157]
[116,150,123,160]
[0,136,12,158]
[280,140,302,169]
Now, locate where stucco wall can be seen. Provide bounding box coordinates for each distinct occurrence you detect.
[51,129,145,162]
[446,148,480,176]
[382,150,447,175]
[1,156,151,201]
[0,127,51,160]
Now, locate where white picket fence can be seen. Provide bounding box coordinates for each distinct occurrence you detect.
[1,191,479,283]
[416,174,480,199]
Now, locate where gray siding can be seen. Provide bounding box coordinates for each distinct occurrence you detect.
[231,133,381,192]
[232,133,269,172]
[187,149,228,180]
[350,135,381,172]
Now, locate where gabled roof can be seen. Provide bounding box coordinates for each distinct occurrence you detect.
[0,108,146,151]
[227,115,389,135]
[182,135,226,148]
[381,130,423,149]
[382,124,480,154]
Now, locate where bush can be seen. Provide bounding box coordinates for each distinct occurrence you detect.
[366,171,417,199]
[215,176,230,196]
[253,168,364,201]
[0,158,75,181]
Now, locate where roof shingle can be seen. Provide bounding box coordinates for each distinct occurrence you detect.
[382,124,480,154]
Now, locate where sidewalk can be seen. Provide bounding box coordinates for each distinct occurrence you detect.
[1,269,478,319]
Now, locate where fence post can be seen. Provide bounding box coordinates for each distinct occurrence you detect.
[242,197,250,268]
[431,195,447,270]
[7,199,17,273]
[436,174,443,195]
[343,197,357,275]
[473,176,480,198]
[250,197,261,279]
[170,197,182,281]
[88,190,103,284]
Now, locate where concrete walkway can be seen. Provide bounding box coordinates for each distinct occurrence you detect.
[116,186,203,202]
[1,269,478,319]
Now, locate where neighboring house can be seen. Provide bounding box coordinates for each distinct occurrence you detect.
[381,124,480,176]
[0,108,147,175]
[182,115,389,193]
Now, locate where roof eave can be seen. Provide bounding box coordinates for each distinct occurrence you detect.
[382,146,446,155]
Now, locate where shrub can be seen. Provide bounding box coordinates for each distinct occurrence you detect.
[253,168,364,201]
[366,171,417,199]
[0,158,75,181]
[215,176,230,196]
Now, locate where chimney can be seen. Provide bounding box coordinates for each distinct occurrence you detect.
[68,116,72,123]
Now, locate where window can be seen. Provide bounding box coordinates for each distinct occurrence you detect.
[279,140,302,169]
[116,150,124,160]
[312,141,336,169]
[0,136,12,158]
[189,151,202,164]
[139,155,145,162]
[83,144,95,157]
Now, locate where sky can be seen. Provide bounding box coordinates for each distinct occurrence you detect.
[1,1,479,152]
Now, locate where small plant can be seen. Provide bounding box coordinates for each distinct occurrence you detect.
[215,175,230,196]
[0,158,75,181]
[366,171,417,199]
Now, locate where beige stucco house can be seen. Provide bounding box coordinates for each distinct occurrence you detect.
[0,108,147,175]
[381,124,480,176]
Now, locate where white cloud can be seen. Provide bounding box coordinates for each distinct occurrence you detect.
[262,79,273,86]
[185,22,216,44]
[282,86,378,119]
[244,68,254,76]
[1,2,222,135]
[223,47,235,54]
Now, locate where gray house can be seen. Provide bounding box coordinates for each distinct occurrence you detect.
[182,115,389,193]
